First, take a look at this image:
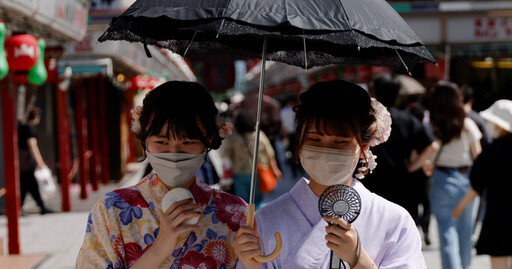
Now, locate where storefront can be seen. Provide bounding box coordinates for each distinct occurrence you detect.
[401,4,512,110]
[0,0,90,255]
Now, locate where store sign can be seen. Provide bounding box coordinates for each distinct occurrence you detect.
[447,16,512,43]
[129,76,165,91]
[53,0,89,40]
[74,34,94,52]
[474,18,512,40]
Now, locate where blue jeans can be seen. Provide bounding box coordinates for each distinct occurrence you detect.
[429,168,476,269]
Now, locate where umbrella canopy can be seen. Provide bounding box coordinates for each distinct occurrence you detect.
[397,74,426,96]
[99,0,435,72]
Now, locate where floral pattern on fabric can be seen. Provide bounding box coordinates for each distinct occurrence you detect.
[180,250,218,269]
[76,173,248,269]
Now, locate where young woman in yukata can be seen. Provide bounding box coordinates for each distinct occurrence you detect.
[232,80,426,269]
[77,81,248,269]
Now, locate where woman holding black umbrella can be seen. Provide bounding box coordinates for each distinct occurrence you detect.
[232,80,426,268]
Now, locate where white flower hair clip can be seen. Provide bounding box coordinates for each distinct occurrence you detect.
[355,148,378,180]
[216,118,233,139]
[369,98,392,147]
[131,106,142,134]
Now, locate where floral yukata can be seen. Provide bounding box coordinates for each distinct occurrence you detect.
[77,173,248,269]
[236,178,426,269]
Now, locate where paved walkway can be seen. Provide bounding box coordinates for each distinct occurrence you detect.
[0,162,145,269]
[0,161,492,268]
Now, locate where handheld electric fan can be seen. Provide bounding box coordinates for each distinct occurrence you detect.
[318,184,361,269]
[162,187,200,225]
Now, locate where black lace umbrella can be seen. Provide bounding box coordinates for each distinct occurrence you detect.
[100,0,434,71]
[99,0,435,262]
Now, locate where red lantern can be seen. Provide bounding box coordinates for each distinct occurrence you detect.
[5,34,39,71]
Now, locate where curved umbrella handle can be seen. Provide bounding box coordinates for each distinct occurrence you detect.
[246,204,283,262]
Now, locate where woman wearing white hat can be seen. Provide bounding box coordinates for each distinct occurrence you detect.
[453,99,512,269]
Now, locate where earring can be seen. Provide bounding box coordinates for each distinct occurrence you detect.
[355,149,377,180]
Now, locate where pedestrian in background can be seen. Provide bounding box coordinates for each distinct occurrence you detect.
[364,73,438,231]
[408,101,436,245]
[280,95,301,177]
[428,81,482,269]
[18,107,53,215]
[241,90,286,177]
[461,85,492,149]
[221,109,282,209]
[452,99,512,269]
[460,84,492,230]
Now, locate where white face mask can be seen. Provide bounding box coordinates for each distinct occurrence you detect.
[300,145,360,186]
[146,151,206,187]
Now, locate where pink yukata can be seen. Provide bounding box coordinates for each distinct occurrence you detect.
[77,173,248,269]
[237,178,426,269]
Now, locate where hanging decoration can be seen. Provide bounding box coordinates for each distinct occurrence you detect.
[0,21,8,79]
[3,32,48,85]
[5,34,39,71]
[27,38,48,85]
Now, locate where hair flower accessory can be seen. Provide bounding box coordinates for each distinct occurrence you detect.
[216,118,233,139]
[130,106,143,134]
[369,98,392,147]
[354,99,390,179]
[355,148,378,179]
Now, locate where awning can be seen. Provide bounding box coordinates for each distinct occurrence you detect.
[0,0,89,41]
[62,30,196,81]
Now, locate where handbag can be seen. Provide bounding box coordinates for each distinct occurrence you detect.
[243,135,277,194]
[257,163,277,194]
[34,166,56,196]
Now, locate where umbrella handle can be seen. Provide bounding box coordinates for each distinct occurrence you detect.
[246,204,282,262]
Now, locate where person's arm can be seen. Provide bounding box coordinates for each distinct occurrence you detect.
[466,117,482,160]
[260,132,282,180]
[452,188,479,220]
[269,159,282,180]
[408,141,440,173]
[27,137,46,169]
[469,140,482,160]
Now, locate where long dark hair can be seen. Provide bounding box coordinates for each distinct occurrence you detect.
[428,81,465,144]
[136,81,222,150]
[294,80,376,161]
